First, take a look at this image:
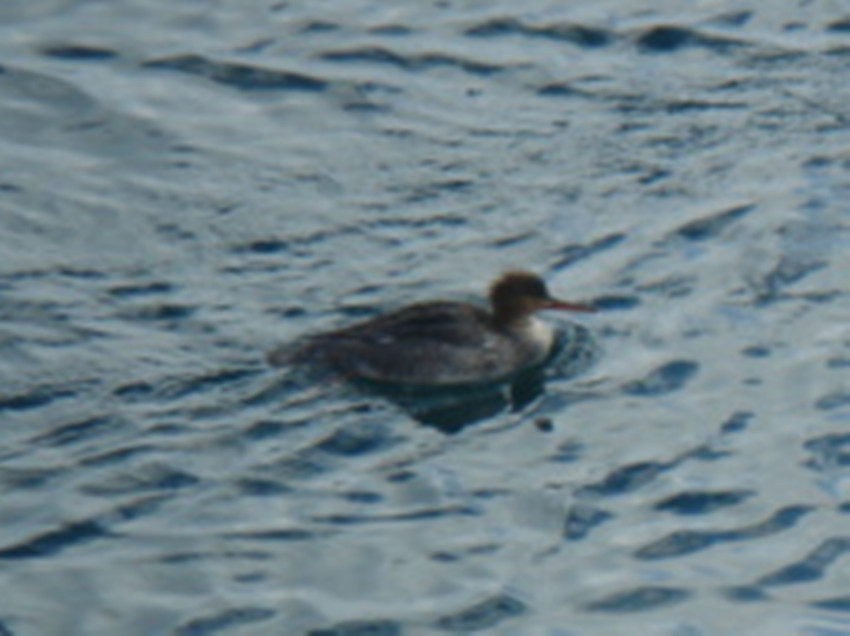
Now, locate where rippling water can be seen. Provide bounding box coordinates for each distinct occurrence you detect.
[1,1,849,634]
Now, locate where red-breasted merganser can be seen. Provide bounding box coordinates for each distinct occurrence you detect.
[269,271,596,386]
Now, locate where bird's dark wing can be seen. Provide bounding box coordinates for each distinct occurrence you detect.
[330,302,493,348]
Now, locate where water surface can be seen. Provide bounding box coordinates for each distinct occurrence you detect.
[1,0,849,634]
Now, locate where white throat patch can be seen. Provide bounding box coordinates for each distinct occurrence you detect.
[523,316,555,355]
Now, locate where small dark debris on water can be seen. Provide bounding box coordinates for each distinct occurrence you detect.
[534,417,554,432]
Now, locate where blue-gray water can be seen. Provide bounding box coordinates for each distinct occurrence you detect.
[1,1,849,634]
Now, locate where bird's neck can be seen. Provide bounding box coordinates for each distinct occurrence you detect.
[504,315,555,352]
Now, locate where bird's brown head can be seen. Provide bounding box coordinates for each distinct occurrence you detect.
[489,271,596,325]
